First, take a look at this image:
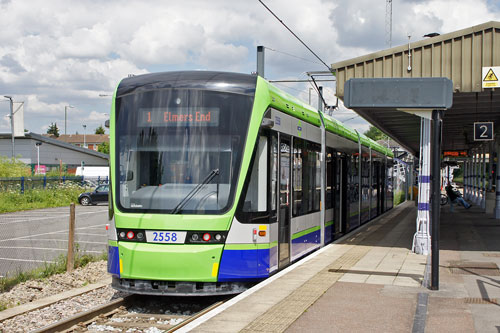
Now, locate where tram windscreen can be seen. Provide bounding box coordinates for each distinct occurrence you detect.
[115,89,253,214]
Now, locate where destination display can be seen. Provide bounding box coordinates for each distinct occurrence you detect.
[139,107,220,127]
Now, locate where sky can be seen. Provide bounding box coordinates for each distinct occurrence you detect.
[0,0,499,136]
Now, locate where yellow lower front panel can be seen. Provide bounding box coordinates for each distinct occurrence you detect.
[118,242,223,282]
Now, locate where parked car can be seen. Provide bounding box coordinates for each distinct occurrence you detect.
[79,184,109,206]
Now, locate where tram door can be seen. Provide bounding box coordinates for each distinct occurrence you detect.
[278,135,291,268]
[340,156,348,234]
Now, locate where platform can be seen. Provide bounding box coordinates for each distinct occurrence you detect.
[180,200,500,332]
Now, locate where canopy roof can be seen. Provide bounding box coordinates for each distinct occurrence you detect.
[331,21,500,156]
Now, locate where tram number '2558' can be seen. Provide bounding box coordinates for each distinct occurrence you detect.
[145,231,187,243]
[154,232,177,242]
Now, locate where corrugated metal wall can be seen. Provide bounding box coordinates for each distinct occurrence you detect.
[333,21,500,97]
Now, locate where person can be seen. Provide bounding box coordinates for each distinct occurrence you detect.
[445,184,471,211]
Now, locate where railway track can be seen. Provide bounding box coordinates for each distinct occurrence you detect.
[33,294,227,333]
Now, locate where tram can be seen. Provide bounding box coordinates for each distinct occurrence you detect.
[106,71,394,295]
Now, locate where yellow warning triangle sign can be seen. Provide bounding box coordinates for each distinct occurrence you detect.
[483,68,498,81]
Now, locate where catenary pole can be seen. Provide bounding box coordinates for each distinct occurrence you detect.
[318,86,326,247]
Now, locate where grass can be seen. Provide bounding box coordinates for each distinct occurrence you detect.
[0,182,88,213]
[0,249,108,310]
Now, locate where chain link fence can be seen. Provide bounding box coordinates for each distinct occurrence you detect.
[0,177,109,279]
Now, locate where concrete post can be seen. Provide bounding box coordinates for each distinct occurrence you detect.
[413,117,431,255]
[495,140,500,219]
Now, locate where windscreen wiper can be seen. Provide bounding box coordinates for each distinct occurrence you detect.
[171,169,220,214]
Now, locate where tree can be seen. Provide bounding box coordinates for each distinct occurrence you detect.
[95,125,105,135]
[98,142,109,154]
[364,125,388,141]
[47,122,60,137]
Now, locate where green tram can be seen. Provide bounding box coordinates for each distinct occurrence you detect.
[106,71,394,295]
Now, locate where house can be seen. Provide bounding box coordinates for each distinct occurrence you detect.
[45,134,109,151]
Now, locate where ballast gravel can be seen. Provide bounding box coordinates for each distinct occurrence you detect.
[0,260,127,332]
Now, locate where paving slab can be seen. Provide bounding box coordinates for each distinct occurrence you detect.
[181,201,500,332]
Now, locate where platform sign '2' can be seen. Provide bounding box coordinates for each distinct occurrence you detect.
[473,122,494,141]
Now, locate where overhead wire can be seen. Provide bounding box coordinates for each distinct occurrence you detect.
[257,0,333,73]
[264,47,323,66]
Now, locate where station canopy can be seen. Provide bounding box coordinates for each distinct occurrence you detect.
[331,21,500,156]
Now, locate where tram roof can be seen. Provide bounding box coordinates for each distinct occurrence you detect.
[264,79,393,157]
[331,21,500,156]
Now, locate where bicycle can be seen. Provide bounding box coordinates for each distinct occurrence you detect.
[440,193,448,205]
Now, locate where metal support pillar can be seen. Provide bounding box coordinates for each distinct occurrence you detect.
[412,117,431,255]
[405,164,409,202]
[431,110,442,290]
[476,149,481,206]
[256,46,265,77]
[468,160,472,200]
[495,140,500,219]
[468,158,472,200]
[410,160,414,201]
[481,148,486,210]
[473,151,478,204]
[464,160,469,200]
[489,142,493,192]
[469,156,474,202]
[369,148,372,220]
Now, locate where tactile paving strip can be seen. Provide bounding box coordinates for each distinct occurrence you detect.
[240,207,413,333]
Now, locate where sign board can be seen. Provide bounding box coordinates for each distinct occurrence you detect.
[35,165,46,175]
[482,67,500,88]
[474,122,494,141]
[344,78,453,109]
[443,151,468,158]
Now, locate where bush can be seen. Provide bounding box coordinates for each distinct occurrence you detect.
[0,182,84,213]
[394,190,405,206]
[0,156,31,177]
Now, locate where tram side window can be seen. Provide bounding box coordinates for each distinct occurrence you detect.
[270,135,278,213]
[293,138,320,217]
[292,140,303,216]
[242,136,268,212]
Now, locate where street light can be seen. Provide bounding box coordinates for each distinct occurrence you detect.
[35,142,42,173]
[4,96,14,158]
[64,105,74,135]
[83,124,87,148]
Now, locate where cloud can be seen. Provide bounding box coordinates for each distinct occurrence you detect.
[0,0,498,137]
[0,54,26,73]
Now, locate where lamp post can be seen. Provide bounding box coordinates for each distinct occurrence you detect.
[35,142,42,174]
[4,96,14,158]
[83,124,87,148]
[64,105,74,135]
